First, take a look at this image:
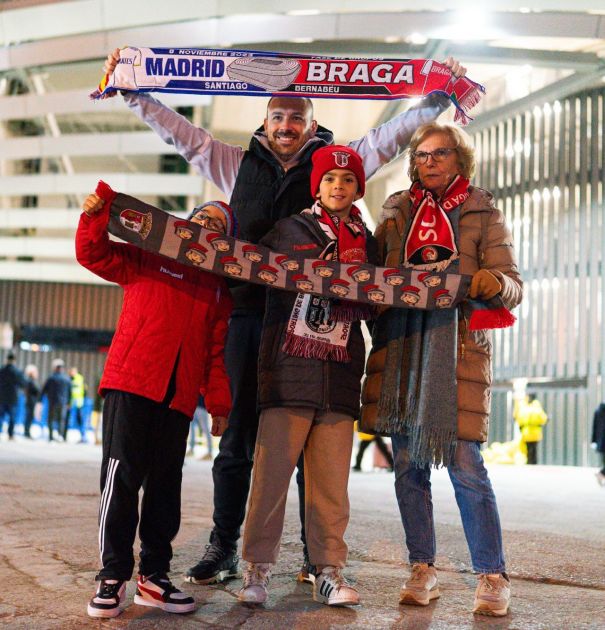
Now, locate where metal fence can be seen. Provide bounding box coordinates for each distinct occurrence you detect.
[0,279,122,390]
[472,87,605,466]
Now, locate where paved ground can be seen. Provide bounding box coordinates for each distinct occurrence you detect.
[0,438,604,629]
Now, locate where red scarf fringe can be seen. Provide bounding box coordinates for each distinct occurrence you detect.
[469,307,516,331]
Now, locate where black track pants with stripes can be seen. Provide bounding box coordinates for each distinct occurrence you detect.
[96,390,190,580]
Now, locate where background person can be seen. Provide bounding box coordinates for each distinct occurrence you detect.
[592,402,605,487]
[67,366,88,443]
[41,359,71,442]
[0,352,25,440]
[352,422,394,472]
[188,395,213,460]
[514,394,548,465]
[23,364,40,439]
[362,121,523,617]
[102,50,467,587]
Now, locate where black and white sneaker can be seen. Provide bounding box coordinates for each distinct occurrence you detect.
[185,542,241,584]
[87,579,126,618]
[313,566,360,606]
[134,573,196,614]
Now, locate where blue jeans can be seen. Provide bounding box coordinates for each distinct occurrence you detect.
[392,434,506,574]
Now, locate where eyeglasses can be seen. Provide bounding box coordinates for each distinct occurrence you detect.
[412,148,456,164]
[191,210,226,233]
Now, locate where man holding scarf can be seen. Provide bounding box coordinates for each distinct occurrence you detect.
[102,50,467,586]
[362,122,523,617]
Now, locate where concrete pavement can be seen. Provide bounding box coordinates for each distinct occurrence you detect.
[0,438,603,629]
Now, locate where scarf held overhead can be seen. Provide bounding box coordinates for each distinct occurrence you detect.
[91,46,485,124]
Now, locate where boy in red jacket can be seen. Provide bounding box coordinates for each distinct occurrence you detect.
[77,191,234,618]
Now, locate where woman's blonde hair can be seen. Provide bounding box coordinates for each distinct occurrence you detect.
[407,122,476,181]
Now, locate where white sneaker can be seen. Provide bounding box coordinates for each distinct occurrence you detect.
[399,563,440,606]
[313,566,359,606]
[87,579,126,618]
[473,573,511,617]
[238,563,272,604]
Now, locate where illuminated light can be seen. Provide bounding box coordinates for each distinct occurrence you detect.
[385,36,401,44]
[287,9,320,16]
[524,138,532,157]
[552,278,560,290]
[406,32,428,45]
[541,278,550,290]
[514,140,524,153]
[291,38,314,44]
[519,7,531,12]
[552,186,561,199]
[543,102,552,116]
[407,97,422,106]
[521,64,533,74]
[533,106,542,118]
[512,218,523,229]
[532,189,541,202]
[31,343,39,352]
[505,146,515,158]
[542,187,551,201]
[553,101,562,114]
[531,279,540,291]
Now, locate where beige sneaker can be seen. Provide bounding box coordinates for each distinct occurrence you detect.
[399,563,440,606]
[238,563,272,605]
[473,573,511,616]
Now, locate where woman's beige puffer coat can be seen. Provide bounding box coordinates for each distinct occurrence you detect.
[361,186,523,442]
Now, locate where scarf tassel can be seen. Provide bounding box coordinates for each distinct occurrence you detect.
[451,82,485,126]
[330,303,373,322]
[408,424,458,468]
[469,306,516,331]
[282,332,351,363]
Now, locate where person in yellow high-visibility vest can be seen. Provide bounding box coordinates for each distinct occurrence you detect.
[68,366,87,443]
[515,395,548,465]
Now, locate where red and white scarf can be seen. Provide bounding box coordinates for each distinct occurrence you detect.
[404,175,470,271]
[282,201,368,363]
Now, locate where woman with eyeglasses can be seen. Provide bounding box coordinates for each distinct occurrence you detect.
[361,122,523,617]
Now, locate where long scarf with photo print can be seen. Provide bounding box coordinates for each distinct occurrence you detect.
[91,47,485,125]
[95,181,513,335]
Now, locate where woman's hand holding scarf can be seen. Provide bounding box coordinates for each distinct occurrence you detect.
[469,269,501,300]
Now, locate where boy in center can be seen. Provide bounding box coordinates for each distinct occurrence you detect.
[238,145,377,606]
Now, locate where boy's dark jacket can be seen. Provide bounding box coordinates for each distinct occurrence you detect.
[258,211,378,418]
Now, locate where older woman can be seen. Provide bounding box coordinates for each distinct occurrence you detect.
[362,122,522,617]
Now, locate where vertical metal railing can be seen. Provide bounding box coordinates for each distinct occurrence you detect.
[472,87,605,466]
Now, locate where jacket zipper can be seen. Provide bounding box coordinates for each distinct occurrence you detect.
[458,306,468,360]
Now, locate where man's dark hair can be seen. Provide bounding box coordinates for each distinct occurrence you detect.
[6,352,15,362]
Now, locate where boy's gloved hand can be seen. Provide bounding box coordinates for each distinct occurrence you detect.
[469,269,501,300]
[211,416,229,437]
